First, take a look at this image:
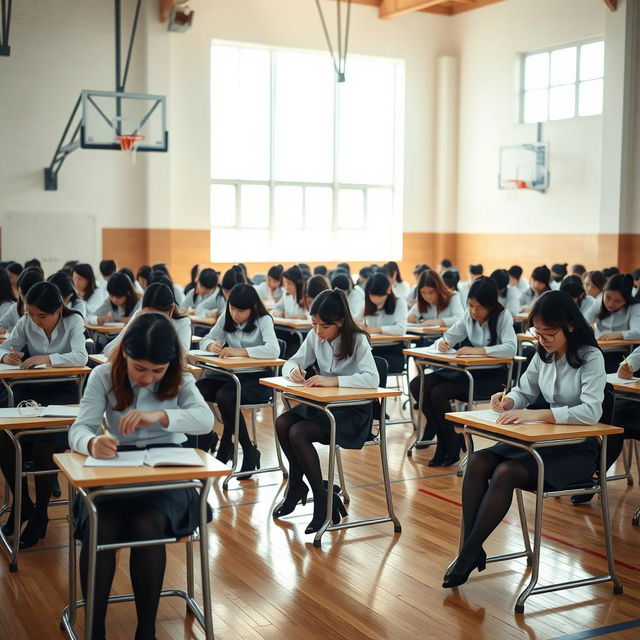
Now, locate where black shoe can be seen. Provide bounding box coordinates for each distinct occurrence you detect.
[416,429,435,450]
[442,454,460,467]
[19,508,49,549]
[305,492,348,534]
[571,493,595,505]
[442,550,487,588]
[458,433,467,453]
[239,446,261,478]
[272,483,309,519]
[52,476,62,498]
[322,481,341,494]
[2,502,34,536]
[428,449,445,467]
[215,440,233,465]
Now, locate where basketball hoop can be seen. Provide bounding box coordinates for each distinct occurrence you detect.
[115,133,145,164]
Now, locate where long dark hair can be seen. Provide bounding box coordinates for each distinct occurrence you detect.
[529,265,551,295]
[310,289,369,360]
[106,272,140,316]
[48,271,80,305]
[489,269,510,295]
[111,313,184,411]
[416,270,452,314]
[0,268,16,304]
[198,268,220,291]
[142,283,185,319]
[73,263,97,300]
[527,290,600,368]
[584,270,606,294]
[221,266,246,294]
[223,283,270,333]
[364,273,396,316]
[282,265,305,305]
[467,277,503,346]
[267,264,284,283]
[137,265,152,288]
[559,276,586,304]
[25,281,81,319]
[6,262,23,278]
[17,268,44,316]
[384,261,403,283]
[597,273,636,320]
[304,274,330,309]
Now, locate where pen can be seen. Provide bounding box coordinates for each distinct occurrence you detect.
[500,385,507,405]
[100,424,118,456]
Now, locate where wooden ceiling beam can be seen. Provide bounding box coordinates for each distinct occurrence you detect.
[379,0,447,20]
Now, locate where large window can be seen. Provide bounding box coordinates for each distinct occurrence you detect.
[521,40,604,124]
[210,42,405,262]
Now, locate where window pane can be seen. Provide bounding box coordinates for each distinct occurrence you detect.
[337,189,364,229]
[211,46,270,180]
[580,41,605,81]
[523,89,548,123]
[240,184,269,228]
[524,53,549,90]
[274,186,303,229]
[579,79,603,116]
[549,84,575,120]
[305,187,333,230]
[210,184,236,227]
[550,47,576,86]
[367,188,393,229]
[274,51,334,182]
[338,57,397,184]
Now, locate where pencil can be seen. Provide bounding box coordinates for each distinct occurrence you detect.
[100,424,118,456]
[500,385,507,404]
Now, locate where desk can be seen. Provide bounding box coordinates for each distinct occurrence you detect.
[405,325,447,336]
[446,410,623,612]
[188,352,286,488]
[0,413,76,571]
[54,450,229,640]
[273,317,312,349]
[84,324,123,345]
[0,365,91,407]
[190,316,216,329]
[260,376,402,547]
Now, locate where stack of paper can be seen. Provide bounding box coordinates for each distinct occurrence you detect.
[84,447,204,467]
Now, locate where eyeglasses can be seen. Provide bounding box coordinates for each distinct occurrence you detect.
[530,328,562,342]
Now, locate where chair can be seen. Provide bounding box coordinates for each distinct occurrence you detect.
[252,273,266,285]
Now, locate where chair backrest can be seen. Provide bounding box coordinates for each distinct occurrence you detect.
[277,338,287,359]
[600,382,615,425]
[373,356,388,389]
[253,273,266,285]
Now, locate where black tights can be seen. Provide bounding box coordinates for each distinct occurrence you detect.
[79,500,169,640]
[275,410,328,502]
[456,449,533,572]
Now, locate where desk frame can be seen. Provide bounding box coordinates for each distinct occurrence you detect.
[0,369,88,408]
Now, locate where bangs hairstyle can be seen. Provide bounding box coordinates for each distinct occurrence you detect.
[48,271,79,303]
[417,270,452,314]
[527,290,599,368]
[584,269,606,292]
[304,274,330,309]
[598,273,637,320]
[282,265,305,304]
[0,268,16,304]
[110,313,184,411]
[467,277,504,346]
[142,282,185,319]
[221,265,246,292]
[106,271,140,315]
[17,268,44,315]
[364,272,396,316]
[310,289,369,360]
[73,263,97,300]
[25,281,80,318]
[267,264,284,282]
[530,265,551,291]
[223,283,269,333]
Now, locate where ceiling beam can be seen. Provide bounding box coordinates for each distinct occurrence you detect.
[379,0,446,20]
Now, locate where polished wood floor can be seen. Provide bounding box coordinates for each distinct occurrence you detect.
[2,397,640,639]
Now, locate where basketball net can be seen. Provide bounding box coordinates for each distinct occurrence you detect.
[115,134,145,165]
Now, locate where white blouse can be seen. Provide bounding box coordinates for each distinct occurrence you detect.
[625,344,640,371]
[391,281,410,300]
[594,304,640,340]
[519,288,543,310]
[199,312,280,359]
[364,297,408,336]
[283,331,379,388]
[0,312,88,367]
[83,289,106,316]
[578,296,598,326]
[439,309,517,358]
[254,281,284,303]
[272,292,306,318]
[69,298,87,318]
[408,292,463,327]
[172,283,186,306]
[91,299,131,325]
[499,287,521,318]
[347,287,365,322]
[507,346,605,425]
[68,364,213,455]
[180,289,223,317]
[0,300,14,320]
[0,302,20,330]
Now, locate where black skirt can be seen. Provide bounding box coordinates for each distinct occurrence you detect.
[428,367,508,402]
[371,343,405,375]
[201,370,272,404]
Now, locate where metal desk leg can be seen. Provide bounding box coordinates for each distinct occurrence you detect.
[379,397,401,533]
[222,372,242,491]
[272,390,288,479]
[313,408,338,548]
[198,479,215,640]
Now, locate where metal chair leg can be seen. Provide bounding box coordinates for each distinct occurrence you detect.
[515,489,533,566]
[335,448,350,505]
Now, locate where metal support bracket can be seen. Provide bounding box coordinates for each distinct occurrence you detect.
[315,0,352,83]
[0,0,12,56]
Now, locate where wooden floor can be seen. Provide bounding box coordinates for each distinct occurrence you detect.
[2,398,640,640]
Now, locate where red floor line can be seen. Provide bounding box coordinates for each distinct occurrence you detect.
[418,487,640,572]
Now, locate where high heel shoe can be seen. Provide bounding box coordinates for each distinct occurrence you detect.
[442,454,460,467]
[239,446,261,478]
[2,502,34,536]
[19,508,49,549]
[428,449,445,467]
[442,549,487,588]
[322,480,341,495]
[215,440,234,465]
[305,492,348,534]
[272,483,309,519]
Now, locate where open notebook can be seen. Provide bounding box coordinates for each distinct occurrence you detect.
[0,363,47,370]
[84,447,204,467]
[0,405,80,418]
[466,409,544,425]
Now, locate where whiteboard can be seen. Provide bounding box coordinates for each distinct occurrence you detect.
[1,212,98,276]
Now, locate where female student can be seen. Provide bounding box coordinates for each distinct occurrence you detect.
[407,264,430,304]
[73,263,105,319]
[331,271,365,322]
[6,261,23,299]
[151,263,185,306]
[490,269,520,317]
[363,272,408,373]
[407,269,463,327]
[68,313,213,640]
[550,263,568,290]
[136,265,152,291]
[303,274,330,312]
[119,267,144,295]
[444,291,605,587]
[89,271,140,326]
[583,270,606,306]
[220,266,247,299]
[409,277,517,465]
[520,265,551,312]
[0,267,44,330]
[271,265,306,319]
[273,289,378,533]
[254,264,284,303]
[102,283,192,357]
[384,261,410,300]
[195,284,279,470]
[180,268,223,317]
[508,265,528,294]
[0,267,16,319]
[559,276,597,325]
[183,263,201,296]
[48,271,86,317]
[0,282,88,548]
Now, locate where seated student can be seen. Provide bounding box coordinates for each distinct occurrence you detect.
[407,269,463,327]
[383,261,410,300]
[313,265,328,276]
[183,264,201,296]
[363,272,408,373]
[273,289,378,533]
[237,263,253,285]
[559,276,597,325]
[0,267,16,319]
[195,284,279,467]
[6,262,23,299]
[298,263,312,279]
[336,262,351,278]
[102,283,191,358]
[458,264,484,307]
[441,268,460,292]
[583,269,606,307]
[444,291,605,587]
[331,271,365,322]
[73,263,106,319]
[180,268,223,317]
[89,271,140,326]
[119,267,144,295]
[98,259,117,290]
[0,268,43,331]
[438,259,453,275]
[407,263,430,304]
[61,259,79,276]
[255,264,284,303]
[151,263,185,306]
[571,263,587,278]
[508,265,528,294]
[409,277,516,465]
[0,282,88,548]
[603,266,620,279]
[220,265,247,299]
[303,274,330,313]
[490,269,520,318]
[68,313,213,640]
[356,266,374,290]
[136,265,152,292]
[24,258,43,274]
[272,265,306,319]
[519,265,551,312]
[550,263,568,290]
[48,271,86,317]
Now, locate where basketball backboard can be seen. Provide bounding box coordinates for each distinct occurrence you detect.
[498,142,549,192]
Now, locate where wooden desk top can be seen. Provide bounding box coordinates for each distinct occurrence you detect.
[597,339,638,349]
[188,353,285,370]
[89,354,108,365]
[406,325,447,335]
[53,450,230,488]
[514,314,528,323]
[190,316,216,327]
[0,415,76,431]
[446,410,623,442]
[0,365,91,379]
[403,347,521,366]
[273,317,313,329]
[369,333,417,343]
[517,333,537,342]
[191,335,202,342]
[260,375,401,402]
[610,380,640,394]
[85,323,124,334]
